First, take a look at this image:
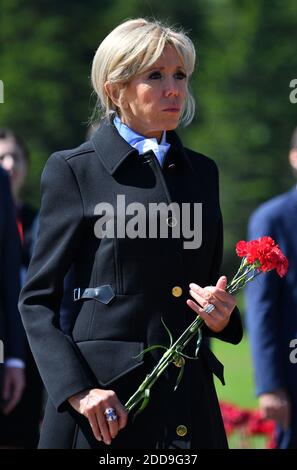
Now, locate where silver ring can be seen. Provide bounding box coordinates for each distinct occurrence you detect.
[204,303,215,314]
[104,407,118,422]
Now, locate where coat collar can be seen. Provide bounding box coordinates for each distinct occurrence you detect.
[90,117,187,175]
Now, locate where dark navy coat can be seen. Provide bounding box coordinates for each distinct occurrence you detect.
[245,188,297,448]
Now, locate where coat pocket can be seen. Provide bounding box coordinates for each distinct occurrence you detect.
[75,339,144,387]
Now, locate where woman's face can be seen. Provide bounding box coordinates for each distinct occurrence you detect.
[119,46,188,141]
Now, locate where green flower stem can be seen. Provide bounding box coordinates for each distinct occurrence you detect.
[125,351,172,413]
[125,259,263,415]
[227,265,255,293]
[125,315,204,413]
[229,258,247,282]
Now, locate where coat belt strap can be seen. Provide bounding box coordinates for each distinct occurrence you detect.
[73,285,115,305]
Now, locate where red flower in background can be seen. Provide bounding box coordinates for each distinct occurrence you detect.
[220,402,250,434]
[220,401,277,449]
[247,409,275,435]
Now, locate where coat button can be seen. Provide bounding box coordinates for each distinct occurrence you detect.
[167,163,176,171]
[176,425,188,437]
[166,216,177,227]
[172,286,183,297]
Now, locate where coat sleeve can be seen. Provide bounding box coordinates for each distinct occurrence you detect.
[18,153,97,411]
[244,208,284,396]
[1,169,25,360]
[202,162,243,345]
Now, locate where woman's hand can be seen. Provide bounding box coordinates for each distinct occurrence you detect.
[68,388,128,445]
[187,276,236,333]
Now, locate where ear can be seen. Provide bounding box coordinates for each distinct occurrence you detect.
[289,149,297,170]
[104,81,122,108]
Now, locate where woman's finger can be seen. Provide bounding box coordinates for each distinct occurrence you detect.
[189,288,216,309]
[116,403,128,431]
[96,408,113,445]
[189,289,229,317]
[103,405,121,439]
[186,299,229,332]
[186,299,216,323]
[87,411,102,442]
[208,288,235,306]
[190,283,232,305]
[106,417,119,440]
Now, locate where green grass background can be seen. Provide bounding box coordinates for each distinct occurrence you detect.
[212,333,257,409]
[211,332,270,448]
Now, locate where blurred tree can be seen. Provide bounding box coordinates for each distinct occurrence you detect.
[183,0,297,271]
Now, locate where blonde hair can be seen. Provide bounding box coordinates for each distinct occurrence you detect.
[90,18,196,127]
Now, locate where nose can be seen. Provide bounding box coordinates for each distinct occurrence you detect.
[164,77,178,97]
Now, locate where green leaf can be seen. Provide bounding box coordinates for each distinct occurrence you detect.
[195,328,203,357]
[177,351,199,361]
[161,317,173,347]
[132,344,168,359]
[132,389,150,422]
[174,364,185,391]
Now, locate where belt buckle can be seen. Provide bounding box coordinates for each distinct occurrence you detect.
[73,288,81,301]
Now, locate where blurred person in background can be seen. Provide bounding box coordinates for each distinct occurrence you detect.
[0,129,43,448]
[0,166,26,446]
[245,127,297,449]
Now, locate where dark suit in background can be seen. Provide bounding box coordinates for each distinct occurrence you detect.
[0,167,25,398]
[0,202,43,448]
[245,188,297,448]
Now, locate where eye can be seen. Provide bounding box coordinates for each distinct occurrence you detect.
[174,71,187,80]
[148,71,162,80]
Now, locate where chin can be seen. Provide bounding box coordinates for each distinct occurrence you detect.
[164,122,179,131]
[160,117,180,130]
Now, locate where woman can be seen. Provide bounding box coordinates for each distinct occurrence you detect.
[19,18,243,449]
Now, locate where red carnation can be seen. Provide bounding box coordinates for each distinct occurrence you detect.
[236,240,248,257]
[235,236,288,278]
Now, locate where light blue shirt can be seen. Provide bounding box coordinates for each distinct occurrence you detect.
[114,115,170,167]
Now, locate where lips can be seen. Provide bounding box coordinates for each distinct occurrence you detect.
[162,108,181,112]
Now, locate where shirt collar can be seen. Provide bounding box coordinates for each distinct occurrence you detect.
[113,115,170,167]
[90,116,186,175]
